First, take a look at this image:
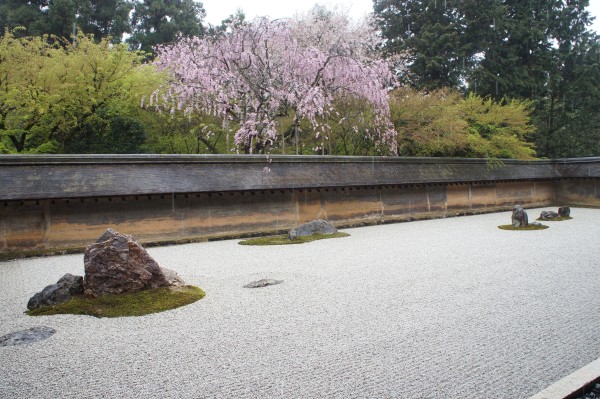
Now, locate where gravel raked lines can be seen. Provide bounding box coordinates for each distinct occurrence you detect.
[1,207,600,398]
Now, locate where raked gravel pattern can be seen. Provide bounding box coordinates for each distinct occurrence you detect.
[1,208,600,398]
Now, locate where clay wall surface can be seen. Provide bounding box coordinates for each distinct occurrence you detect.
[1,155,598,256]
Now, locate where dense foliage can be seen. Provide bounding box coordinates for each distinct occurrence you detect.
[0,31,161,153]
[1,2,582,158]
[128,0,205,55]
[0,0,133,43]
[374,0,600,158]
[391,88,535,158]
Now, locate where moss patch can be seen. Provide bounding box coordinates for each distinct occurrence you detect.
[239,232,350,246]
[498,224,549,231]
[537,216,573,221]
[26,285,205,318]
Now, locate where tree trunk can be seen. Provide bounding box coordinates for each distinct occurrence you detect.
[8,132,27,153]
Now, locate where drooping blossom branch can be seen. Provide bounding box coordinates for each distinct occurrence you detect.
[152,9,398,154]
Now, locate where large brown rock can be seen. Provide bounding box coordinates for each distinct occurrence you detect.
[84,228,183,297]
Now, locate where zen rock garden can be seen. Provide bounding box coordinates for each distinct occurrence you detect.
[239,219,346,246]
[242,219,340,287]
[539,206,571,220]
[26,228,195,316]
[26,220,341,318]
[501,205,571,230]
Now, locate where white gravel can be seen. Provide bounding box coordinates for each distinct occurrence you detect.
[1,207,600,398]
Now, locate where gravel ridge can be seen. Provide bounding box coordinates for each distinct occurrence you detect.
[1,208,599,398]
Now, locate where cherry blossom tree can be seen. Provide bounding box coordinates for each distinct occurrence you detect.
[151,8,398,154]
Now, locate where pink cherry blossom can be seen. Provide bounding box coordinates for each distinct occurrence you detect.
[151,9,398,154]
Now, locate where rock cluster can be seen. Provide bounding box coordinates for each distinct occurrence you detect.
[539,206,572,220]
[288,219,337,240]
[27,228,185,309]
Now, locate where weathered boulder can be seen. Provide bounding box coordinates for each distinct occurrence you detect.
[511,205,529,228]
[539,210,560,220]
[27,273,84,310]
[244,279,284,288]
[83,228,183,297]
[558,206,571,217]
[288,219,337,240]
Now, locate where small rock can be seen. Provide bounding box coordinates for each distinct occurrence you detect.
[0,326,56,346]
[288,219,337,240]
[539,210,559,220]
[27,273,84,310]
[244,279,284,288]
[511,205,529,228]
[161,268,186,287]
[558,206,571,217]
[529,221,543,226]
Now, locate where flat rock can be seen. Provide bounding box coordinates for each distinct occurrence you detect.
[0,326,56,347]
[84,228,181,297]
[244,279,284,288]
[539,210,560,220]
[288,219,337,240]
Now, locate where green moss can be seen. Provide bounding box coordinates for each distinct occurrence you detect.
[498,224,549,231]
[536,216,573,221]
[239,232,350,246]
[26,285,205,318]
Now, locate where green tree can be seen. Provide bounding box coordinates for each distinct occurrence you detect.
[0,30,162,153]
[0,0,49,37]
[390,88,535,158]
[0,0,132,42]
[128,0,206,55]
[0,32,61,153]
[373,0,467,89]
[534,33,600,158]
[140,111,228,154]
[375,0,600,158]
[74,0,134,43]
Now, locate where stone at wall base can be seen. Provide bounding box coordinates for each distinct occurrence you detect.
[288,219,337,240]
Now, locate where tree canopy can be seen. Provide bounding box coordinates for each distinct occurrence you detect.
[374,0,600,158]
[0,0,134,43]
[390,88,535,158]
[0,30,161,153]
[128,0,206,54]
[0,4,554,159]
[151,11,397,154]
